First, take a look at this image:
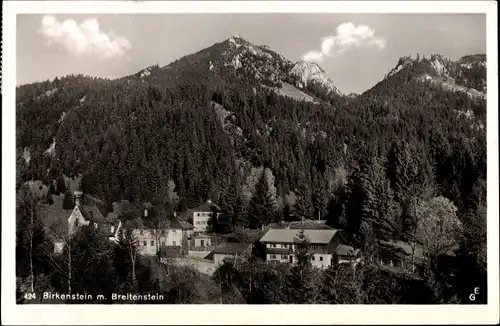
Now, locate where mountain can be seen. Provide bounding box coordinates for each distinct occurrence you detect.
[360,53,486,131]
[127,36,342,104]
[16,37,486,243]
[384,53,486,100]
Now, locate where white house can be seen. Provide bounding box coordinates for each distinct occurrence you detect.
[133,210,193,256]
[133,227,183,256]
[259,228,348,269]
[190,199,221,233]
[194,234,213,248]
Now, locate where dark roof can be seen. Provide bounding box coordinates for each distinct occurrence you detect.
[138,216,194,230]
[178,219,194,229]
[171,217,194,230]
[267,220,333,230]
[378,240,425,259]
[212,242,252,255]
[260,229,339,244]
[193,200,221,212]
[80,205,105,223]
[335,244,359,257]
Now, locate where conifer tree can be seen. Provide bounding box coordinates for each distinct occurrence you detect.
[294,182,314,220]
[55,175,67,195]
[286,230,319,303]
[233,195,248,228]
[62,190,75,210]
[248,172,275,229]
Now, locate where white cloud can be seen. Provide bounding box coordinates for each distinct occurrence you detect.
[38,15,131,60]
[302,22,386,62]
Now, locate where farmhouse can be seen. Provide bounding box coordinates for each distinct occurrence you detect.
[260,228,353,269]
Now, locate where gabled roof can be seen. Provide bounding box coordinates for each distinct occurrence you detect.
[335,244,359,257]
[378,240,425,259]
[267,220,333,230]
[80,205,105,223]
[135,216,193,230]
[171,217,194,230]
[213,242,252,255]
[193,200,221,212]
[260,229,339,245]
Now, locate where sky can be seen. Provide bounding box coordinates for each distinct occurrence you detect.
[17,13,486,94]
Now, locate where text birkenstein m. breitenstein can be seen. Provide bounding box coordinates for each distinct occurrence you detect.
[42,292,164,301]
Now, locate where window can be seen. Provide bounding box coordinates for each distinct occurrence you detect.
[270,254,276,259]
[151,241,155,246]
[173,241,176,246]
[319,256,323,261]
[143,241,147,246]
[312,256,315,261]
[281,255,287,260]
[140,230,144,235]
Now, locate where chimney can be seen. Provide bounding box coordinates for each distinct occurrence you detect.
[74,191,83,207]
[144,209,148,218]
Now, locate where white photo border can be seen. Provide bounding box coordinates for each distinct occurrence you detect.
[2,1,498,325]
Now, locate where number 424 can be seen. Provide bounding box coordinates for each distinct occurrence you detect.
[24,293,36,300]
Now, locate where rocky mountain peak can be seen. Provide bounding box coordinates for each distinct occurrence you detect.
[384,53,486,100]
[289,61,341,96]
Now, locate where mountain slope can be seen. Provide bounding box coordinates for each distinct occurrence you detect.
[16,40,486,241]
[127,36,343,104]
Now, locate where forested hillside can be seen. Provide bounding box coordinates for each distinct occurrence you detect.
[16,37,487,303]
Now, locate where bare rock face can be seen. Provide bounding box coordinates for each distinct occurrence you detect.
[289,60,341,97]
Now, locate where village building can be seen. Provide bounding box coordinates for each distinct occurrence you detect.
[194,233,213,248]
[211,242,253,266]
[335,244,362,265]
[373,240,427,273]
[132,209,192,256]
[185,199,221,233]
[259,228,354,269]
[51,191,121,253]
